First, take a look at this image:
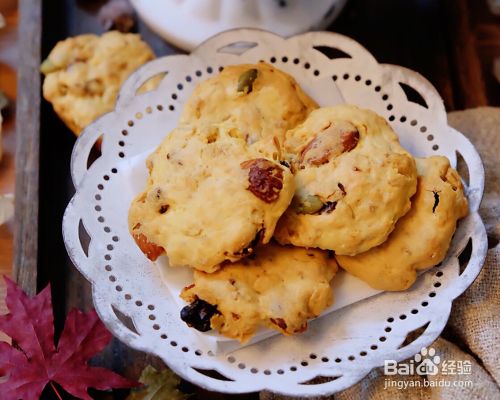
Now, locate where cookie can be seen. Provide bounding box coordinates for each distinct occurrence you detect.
[180,243,338,342]
[180,63,318,157]
[41,31,156,135]
[336,156,468,291]
[274,105,418,255]
[128,124,295,273]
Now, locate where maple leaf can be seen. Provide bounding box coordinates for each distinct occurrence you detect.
[127,365,190,400]
[0,277,139,400]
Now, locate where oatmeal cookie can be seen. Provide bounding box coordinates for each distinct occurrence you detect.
[180,63,318,157]
[274,105,418,255]
[128,124,295,272]
[42,31,156,135]
[180,243,338,342]
[336,156,468,291]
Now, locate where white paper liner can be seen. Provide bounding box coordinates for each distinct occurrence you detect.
[157,260,382,353]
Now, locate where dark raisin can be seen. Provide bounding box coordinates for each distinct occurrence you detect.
[233,229,265,256]
[241,159,284,203]
[270,317,287,330]
[319,201,337,214]
[337,182,346,196]
[432,191,440,213]
[180,299,219,332]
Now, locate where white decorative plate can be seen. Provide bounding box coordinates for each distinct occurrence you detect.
[130,0,348,51]
[63,30,487,396]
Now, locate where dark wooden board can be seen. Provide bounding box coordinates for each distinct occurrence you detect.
[14,0,42,296]
[14,0,499,398]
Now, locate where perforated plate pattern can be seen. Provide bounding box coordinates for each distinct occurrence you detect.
[63,30,486,396]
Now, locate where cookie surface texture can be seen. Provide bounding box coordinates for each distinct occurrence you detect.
[180,243,338,342]
[274,105,418,255]
[180,63,318,157]
[42,31,155,135]
[336,156,468,291]
[128,124,295,272]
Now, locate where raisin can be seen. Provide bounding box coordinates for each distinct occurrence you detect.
[319,201,337,214]
[233,229,265,256]
[337,182,346,196]
[432,191,440,213]
[279,160,291,168]
[241,159,284,203]
[132,233,165,261]
[180,299,219,332]
[270,317,288,330]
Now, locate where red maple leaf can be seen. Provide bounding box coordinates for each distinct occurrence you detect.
[0,277,139,400]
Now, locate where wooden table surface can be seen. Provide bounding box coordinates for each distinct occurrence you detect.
[5,0,500,399]
[0,3,17,320]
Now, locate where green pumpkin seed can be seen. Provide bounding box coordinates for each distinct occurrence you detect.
[293,194,324,214]
[237,68,258,94]
[40,58,59,75]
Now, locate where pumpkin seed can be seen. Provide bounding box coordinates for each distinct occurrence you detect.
[40,58,59,75]
[293,194,324,214]
[237,68,258,94]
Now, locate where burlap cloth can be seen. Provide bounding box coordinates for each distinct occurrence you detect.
[261,107,500,400]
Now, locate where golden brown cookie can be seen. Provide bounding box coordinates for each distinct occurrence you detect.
[128,124,295,273]
[336,156,468,291]
[180,243,338,342]
[180,63,318,157]
[274,105,418,255]
[41,31,155,135]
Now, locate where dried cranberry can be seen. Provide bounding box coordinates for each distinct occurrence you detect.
[180,299,219,332]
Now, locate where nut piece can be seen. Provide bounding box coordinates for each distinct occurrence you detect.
[40,58,59,75]
[241,158,284,203]
[180,298,219,332]
[292,194,324,214]
[301,121,359,166]
[237,68,258,94]
[132,232,165,261]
